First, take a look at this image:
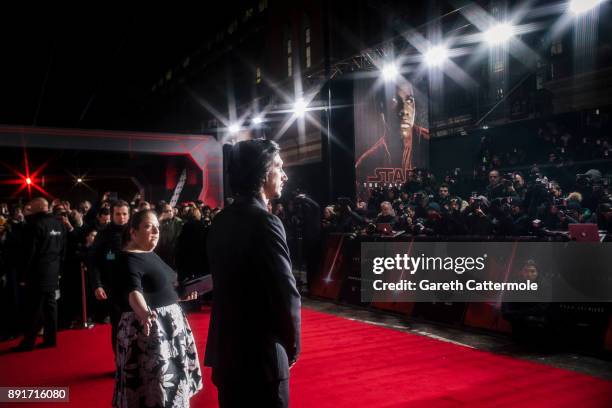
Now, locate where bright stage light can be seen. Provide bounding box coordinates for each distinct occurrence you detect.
[293,98,308,117]
[25,177,32,185]
[569,0,602,15]
[252,116,263,125]
[381,63,399,82]
[485,23,514,45]
[77,178,83,183]
[228,123,240,134]
[424,46,448,67]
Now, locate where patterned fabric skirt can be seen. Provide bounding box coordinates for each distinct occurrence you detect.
[113,303,203,408]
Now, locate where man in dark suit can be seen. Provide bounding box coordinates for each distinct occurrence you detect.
[13,197,66,351]
[205,139,301,407]
[91,199,130,355]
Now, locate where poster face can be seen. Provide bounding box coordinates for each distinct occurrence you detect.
[354,78,429,198]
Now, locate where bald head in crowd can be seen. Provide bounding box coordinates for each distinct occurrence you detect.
[29,197,49,214]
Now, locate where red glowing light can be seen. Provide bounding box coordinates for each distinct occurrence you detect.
[1,148,53,199]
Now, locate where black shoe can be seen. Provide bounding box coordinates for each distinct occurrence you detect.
[11,343,35,352]
[37,342,57,349]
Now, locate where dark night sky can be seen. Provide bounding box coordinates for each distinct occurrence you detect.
[0,4,247,130]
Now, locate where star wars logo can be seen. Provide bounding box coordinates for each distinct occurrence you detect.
[367,168,410,184]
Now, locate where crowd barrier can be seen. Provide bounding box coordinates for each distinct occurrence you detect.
[311,233,612,353]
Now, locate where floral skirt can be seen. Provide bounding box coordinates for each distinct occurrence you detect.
[113,304,203,408]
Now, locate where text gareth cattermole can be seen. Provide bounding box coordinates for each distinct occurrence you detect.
[372,254,487,275]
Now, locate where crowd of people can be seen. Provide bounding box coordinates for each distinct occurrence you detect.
[316,165,611,238]
[0,194,219,342]
[0,130,610,405]
[1,134,611,344]
[0,138,299,407]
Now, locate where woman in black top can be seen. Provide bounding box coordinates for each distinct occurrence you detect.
[112,210,203,408]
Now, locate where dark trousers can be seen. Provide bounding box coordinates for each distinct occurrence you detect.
[215,377,289,408]
[0,267,21,338]
[21,288,57,347]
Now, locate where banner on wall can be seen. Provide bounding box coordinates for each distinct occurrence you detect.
[353,78,430,199]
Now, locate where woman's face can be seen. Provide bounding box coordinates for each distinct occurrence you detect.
[130,213,159,251]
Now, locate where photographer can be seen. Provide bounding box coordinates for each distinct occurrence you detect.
[395,205,415,233]
[542,201,570,231]
[412,191,430,219]
[335,198,368,233]
[53,206,84,329]
[509,198,530,236]
[512,172,527,197]
[596,200,612,233]
[464,195,494,235]
[575,169,607,212]
[375,201,398,227]
[421,202,448,235]
[486,170,513,200]
[436,184,451,209]
[321,206,338,235]
[446,198,469,235]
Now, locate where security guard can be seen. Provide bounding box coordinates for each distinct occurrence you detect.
[14,197,66,351]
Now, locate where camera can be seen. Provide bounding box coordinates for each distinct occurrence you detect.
[576,173,592,187]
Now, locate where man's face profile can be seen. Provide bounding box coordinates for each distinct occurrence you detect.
[263,153,288,200]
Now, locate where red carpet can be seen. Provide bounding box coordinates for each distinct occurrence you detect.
[1,307,610,407]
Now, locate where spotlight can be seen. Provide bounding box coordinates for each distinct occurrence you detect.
[381,63,399,82]
[252,116,263,125]
[228,124,240,134]
[293,98,308,117]
[424,46,448,67]
[569,0,602,15]
[25,177,32,185]
[77,178,83,183]
[485,23,514,45]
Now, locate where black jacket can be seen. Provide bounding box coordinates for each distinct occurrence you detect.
[176,219,209,281]
[204,196,301,382]
[91,222,125,293]
[22,213,66,291]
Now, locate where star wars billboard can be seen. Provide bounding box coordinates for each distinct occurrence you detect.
[354,78,429,198]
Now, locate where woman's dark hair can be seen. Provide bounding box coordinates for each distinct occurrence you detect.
[122,209,157,247]
[228,139,280,196]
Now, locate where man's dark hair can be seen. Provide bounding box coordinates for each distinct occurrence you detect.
[111,200,130,213]
[228,139,280,196]
[156,200,167,210]
[97,207,110,217]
